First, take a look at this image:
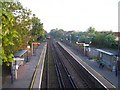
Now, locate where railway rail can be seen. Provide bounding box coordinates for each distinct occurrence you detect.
[41,39,59,88]
[57,42,93,88]
[52,41,77,88]
[41,39,116,89]
[57,41,116,89]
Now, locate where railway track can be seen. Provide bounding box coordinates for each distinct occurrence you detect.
[57,42,95,88]
[41,39,77,89]
[41,39,59,88]
[57,41,116,89]
[46,39,95,89]
[52,41,77,88]
[41,39,114,89]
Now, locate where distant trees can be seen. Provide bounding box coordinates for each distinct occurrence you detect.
[87,26,95,34]
[104,34,116,48]
[1,1,46,66]
[49,27,118,49]
[89,32,117,48]
[93,32,106,47]
[91,31,117,48]
[85,27,117,48]
[50,28,65,40]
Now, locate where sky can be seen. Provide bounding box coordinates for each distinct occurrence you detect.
[19,0,119,32]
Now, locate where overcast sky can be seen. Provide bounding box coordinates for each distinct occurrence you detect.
[19,0,119,32]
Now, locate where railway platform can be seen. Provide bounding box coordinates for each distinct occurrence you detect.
[58,42,118,89]
[2,42,47,89]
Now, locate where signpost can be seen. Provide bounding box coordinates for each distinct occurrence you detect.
[76,42,89,55]
[13,58,24,61]
[32,42,40,56]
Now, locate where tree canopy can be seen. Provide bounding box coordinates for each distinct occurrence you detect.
[49,27,118,49]
[1,1,46,66]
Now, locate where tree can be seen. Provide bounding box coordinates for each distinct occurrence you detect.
[87,26,95,34]
[0,21,2,65]
[2,1,46,66]
[104,34,116,48]
[31,16,45,42]
[92,32,117,48]
[2,2,19,65]
[50,28,65,40]
[13,3,32,51]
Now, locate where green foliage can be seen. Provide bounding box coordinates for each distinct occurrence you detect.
[2,2,17,65]
[93,33,106,47]
[31,16,46,42]
[50,28,65,40]
[87,26,95,34]
[92,32,117,48]
[104,34,116,48]
[50,26,118,49]
[2,1,46,66]
[0,42,2,65]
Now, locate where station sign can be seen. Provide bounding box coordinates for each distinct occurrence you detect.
[77,43,89,47]
[13,58,24,61]
[32,42,40,46]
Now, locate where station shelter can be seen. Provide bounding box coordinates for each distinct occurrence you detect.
[96,49,117,71]
[14,50,28,67]
[11,50,28,81]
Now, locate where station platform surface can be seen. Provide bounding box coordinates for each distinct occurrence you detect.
[2,42,47,89]
[59,42,118,88]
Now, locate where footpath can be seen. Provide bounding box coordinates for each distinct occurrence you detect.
[2,42,46,89]
[62,42,118,88]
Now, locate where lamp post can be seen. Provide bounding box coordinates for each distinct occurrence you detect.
[76,35,78,42]
[65,35,67,40]
[70,35,71,43]
[88,41,92,52]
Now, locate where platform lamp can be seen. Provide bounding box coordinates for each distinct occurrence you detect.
[88,41,92,52]
[27,45,30,62]
[70,34,71,43]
